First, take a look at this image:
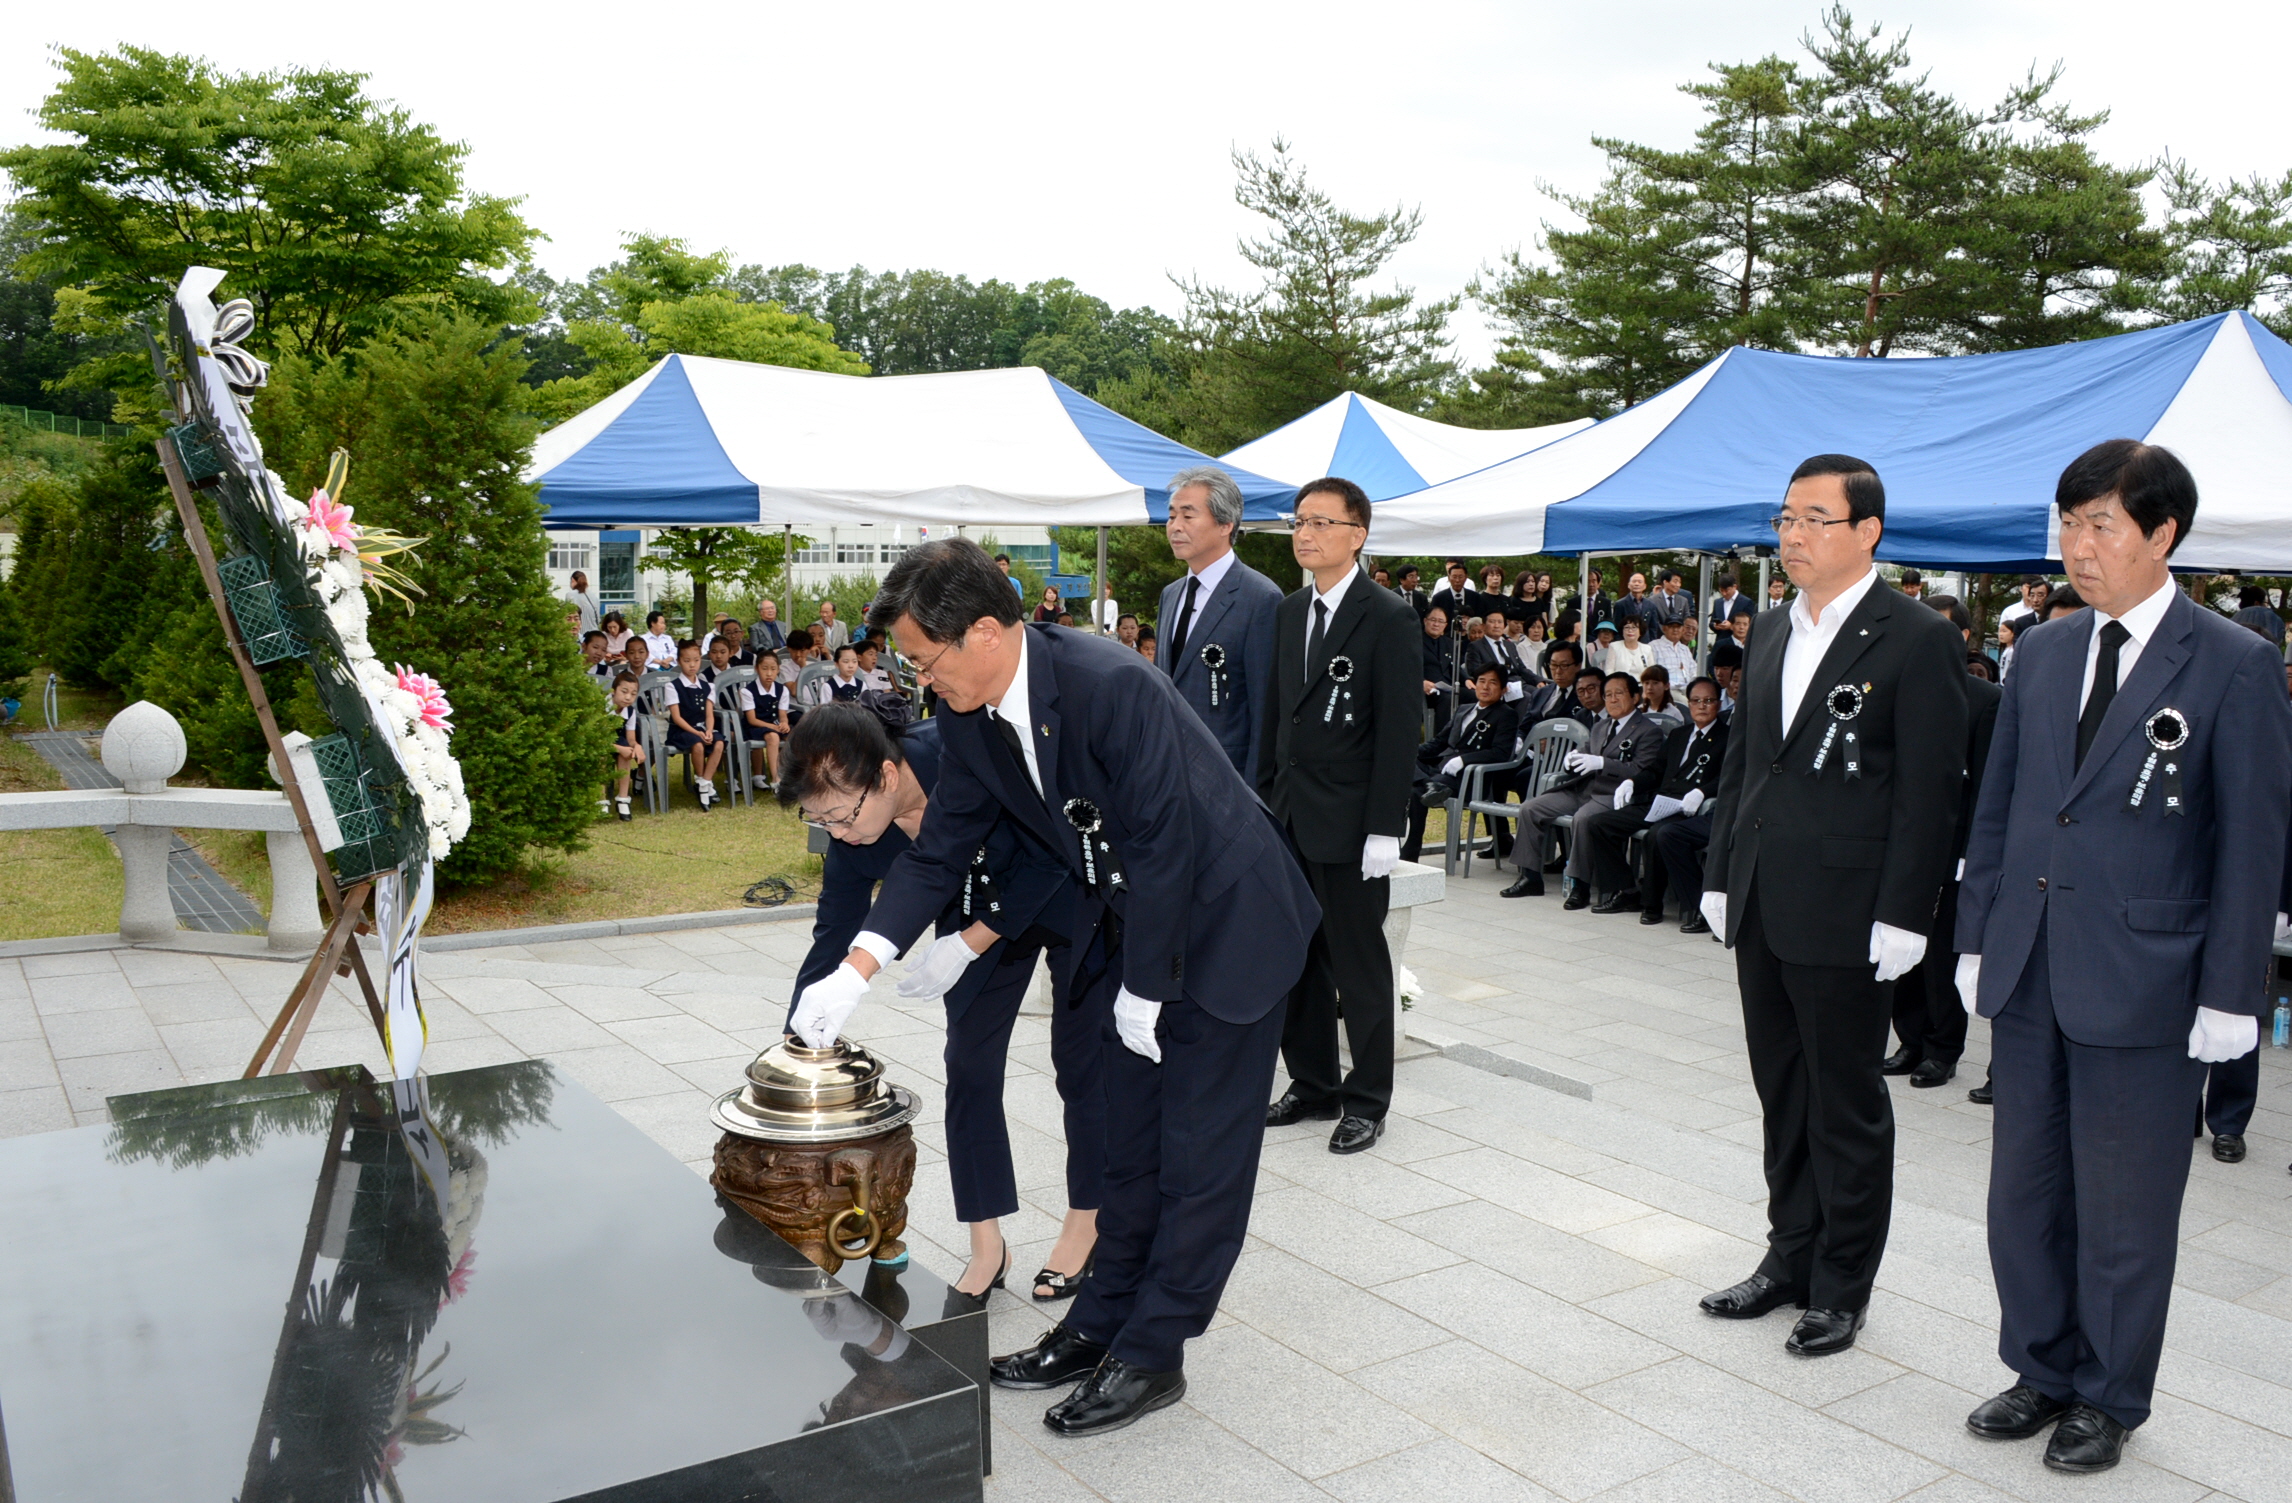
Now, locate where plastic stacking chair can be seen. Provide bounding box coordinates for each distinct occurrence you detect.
[1461,717,1588,879]
[793,661,839,715]
[713,667,758,808]
[636,670,678,813]
[1443,746,1526,876]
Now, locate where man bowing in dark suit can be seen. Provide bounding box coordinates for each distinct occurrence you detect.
[789,539,1320,1436]
[1955,442,2292,1472]
[1158,466,1284,779]
[1698,454,1968,1357]
[1260,477,1423,1153]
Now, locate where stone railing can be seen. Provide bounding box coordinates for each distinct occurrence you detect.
[0,702,321,951]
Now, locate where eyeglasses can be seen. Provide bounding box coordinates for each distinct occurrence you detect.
[906,636,962,679]
[803,785,871,833]
[1767,513,1857,537]
[1284,513,1365,535]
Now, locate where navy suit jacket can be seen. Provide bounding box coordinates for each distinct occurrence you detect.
[1158,556,1283,779]
[864,625,1318,1023]
[794,719,1072,1022]
[1958,588,2292,1043]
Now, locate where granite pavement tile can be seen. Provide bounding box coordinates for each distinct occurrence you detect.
[0,1084,74,1138]
[1388,1197,1666,1305]
[1049,1404,1332,1503]
[602,1012,748,1064]
[0,996,42,1043]
[27,972,140,1016]
[1217,1243,1453,1374]
[542,1042,699,1104]
[606,1088,730,1164]
[131,981,262,1027]
[55,1048,184,1114]
[1250,1136,1475,1220]
[1411,1145,1655,1236]
[1583,1456,1798,1503]
[1318,1437,1559,1502]
[484,1004,620,1055]
[1181,1323,1437,1477]
[1378,1260,1675,1390]
[1583,1276,1904,1408]
[38,1005,163,1059]
[1243,1185,1466,1287]
[18,952,123,980]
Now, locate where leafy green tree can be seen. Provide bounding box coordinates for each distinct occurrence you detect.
[645,527,792,633]
[0,47,534,371]
[256,313,612,882]
[1156,141,1458,451]
[0,554,32,704]
[2146,161,2292,335]
[0,206,129,418]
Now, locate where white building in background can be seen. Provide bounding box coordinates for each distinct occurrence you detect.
[541,522,1061,621]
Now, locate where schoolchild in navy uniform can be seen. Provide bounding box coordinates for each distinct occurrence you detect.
[618,635,652,690]
[700,633,738,687]
[741,649,792,791]
[581,630,615,692]
[828,643,865,702]
[780,701,1103,1303]
[606,671,645,820]
[666,639,729,810]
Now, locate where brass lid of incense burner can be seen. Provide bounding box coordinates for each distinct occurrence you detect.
[711,1038,921,1144]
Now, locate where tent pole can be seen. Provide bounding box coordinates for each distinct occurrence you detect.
[1758,556,1772,607]
[1580,553,1591,624]
[1696,554,1713,675]
[782,523,793,625]
[1094,527,1109,635]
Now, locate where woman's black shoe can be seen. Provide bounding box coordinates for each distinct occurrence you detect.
[1033,1248,1095,1302]
[957,1234,1011,1300]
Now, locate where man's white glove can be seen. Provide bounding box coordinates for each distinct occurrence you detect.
[790,962,869,1048]
[895,931,988,1001]
[1362,833,1402,880]
[1699,891,1727,937]
[1564,750,1600,774]
[1869,922,1926,984]
[2277,911,2291,943]
[1441,755,1464,776]
[1114,986,1162,1063]
[1680,788,1705,816]
[1956,953,1981,1015]
[2189,1006,2260,1063]
[1613,779,1634,810]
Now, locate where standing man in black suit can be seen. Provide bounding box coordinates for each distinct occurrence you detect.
[1696,454,1968,1357]
[1429,559,1485,623]
[1880,595,2001,1089]
[1260,476,1423,1154]
[790,539,1320,1436]
[1395,564,1431,618]
[1157,466,1284,780]
[1956,442,2292,1472]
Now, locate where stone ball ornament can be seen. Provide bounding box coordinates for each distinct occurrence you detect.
[101,701,189,793]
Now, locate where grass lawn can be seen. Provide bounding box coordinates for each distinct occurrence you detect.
[0,730,124,940]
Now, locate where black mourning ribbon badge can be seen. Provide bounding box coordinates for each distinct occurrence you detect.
[1812,683,1865,780]
[1063,797,1128,893]
[1324,655,1355,724]
[2129,708,2188,815]
[962,841,1003,919]
[1200,642,1227,707]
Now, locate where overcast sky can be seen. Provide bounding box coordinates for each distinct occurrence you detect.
[4,0,2286,365]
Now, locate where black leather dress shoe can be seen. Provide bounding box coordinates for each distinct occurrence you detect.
[1965,1383,2071,1440]
[990,1324,1111,1390]
[1968,1077,1994,1105]
[2043,1403,2128,1473]
[1329,1115,1385,1154]
[1266,1090,1340,1128]
[1908,1059,1956,1088]
[1501,871,1544,898]
[1680,913,1711,935]
[1590,891,1639,915]
[1639,908,1666,925]
[1880,1046,1919,1076]
[1562,888,1591,911]
[1785,1305,1866,1356]
[2214,1133,2247,1163]
[1043,1357,1186,1436]
[1698,1273,1809,1320]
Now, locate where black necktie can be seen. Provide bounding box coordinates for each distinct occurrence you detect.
[993,712,1044,805]
[1308,598,1328,672]
[1167,574,1200,665]
[2075,620,2131,769]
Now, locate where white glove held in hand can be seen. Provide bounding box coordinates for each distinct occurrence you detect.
[790,962,869,1048]
[1869,922,1927,984]
[1441,755,1464,776]
[2189,1006,2259,1063]
[2277,911,2291,943]
[895,931,986,1001]
[1699,891,1727,939]
[1114,986,1162,1063]
[1613,779,1634,810]
[1361,833,1402,881]
[1680,788,1705,816]
[1956,953,1981,1015]
[1564,750,1600,774]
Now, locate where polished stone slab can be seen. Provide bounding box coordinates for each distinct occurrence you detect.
[0,1061,980,1503]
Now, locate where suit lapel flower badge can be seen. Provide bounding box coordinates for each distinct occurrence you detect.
[1200,643,1227,707]
[2129,708,2187,815]
[1324,655,1355,724]
[1814,683,1865,780]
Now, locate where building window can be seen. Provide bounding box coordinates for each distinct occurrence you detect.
[548,542,594,573]
[836,542,875,566]
[793,541,831,564]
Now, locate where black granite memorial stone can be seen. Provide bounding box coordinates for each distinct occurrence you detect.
[0,1062,981,1503]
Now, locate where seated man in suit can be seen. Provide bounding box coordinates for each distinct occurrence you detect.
[1576,675,1730,918]
[1503,672,1665,902]
[1513,640,1582,726]
[1402,662,1522,864]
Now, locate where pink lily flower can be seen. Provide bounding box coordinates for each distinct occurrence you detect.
[305,490,358,552]
[394,666,455,732]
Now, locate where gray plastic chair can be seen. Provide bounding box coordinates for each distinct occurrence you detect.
[636,670,679,813]
[712,667,759,809]
[1460,717,1589,879]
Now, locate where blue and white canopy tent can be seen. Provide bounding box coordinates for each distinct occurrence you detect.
[1221,390,1589,501]
[526,354,1293,528]
[1368,313,2292,573]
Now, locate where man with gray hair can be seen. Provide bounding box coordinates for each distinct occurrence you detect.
[1158,466,1283,778]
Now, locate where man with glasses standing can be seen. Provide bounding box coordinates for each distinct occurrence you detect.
[1696,454,1967,1358]
[1157,466,1283,778]
[1260,478,1422,1154]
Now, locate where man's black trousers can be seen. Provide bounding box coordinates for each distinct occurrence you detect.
[1735,885,1896,1312]
[1280,849,1394,1121]
[1889,878,1970,1068]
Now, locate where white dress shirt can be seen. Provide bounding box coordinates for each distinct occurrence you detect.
[1171,548,1237,649]
[1306,567,1361,675]
[988,627,1046,798]
[2078,576,2178,713]
[1779,565,1882,734]
[1650,637,1697,680]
